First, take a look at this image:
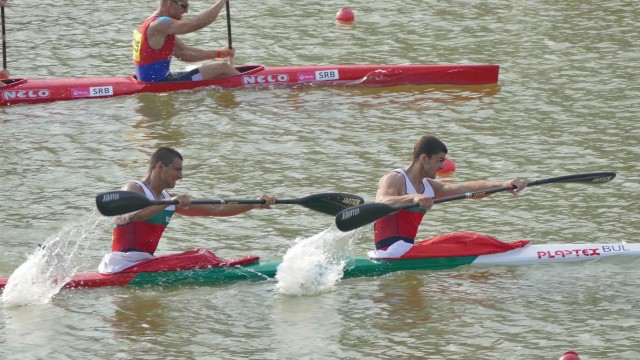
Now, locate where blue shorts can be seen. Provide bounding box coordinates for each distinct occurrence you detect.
[160,68,203,82]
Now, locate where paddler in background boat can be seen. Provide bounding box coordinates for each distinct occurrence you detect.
[98,147,276,274]
[133,0,240,82]
[370,134,528,259]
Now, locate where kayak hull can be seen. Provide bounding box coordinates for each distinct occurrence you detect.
[1,242,637,291]
[0,63,499,106]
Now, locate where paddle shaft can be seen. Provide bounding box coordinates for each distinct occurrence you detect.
[96,190,364,216]
[335,172,616,232]
[225,0,232,50]
[435,171,616,206]
[380,172,616,212]
[372,185,514,215]
[225,0,233,67]
[1,6,6,70]
[130,198,286,207]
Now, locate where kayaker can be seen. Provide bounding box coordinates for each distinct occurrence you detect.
[98,147,276,274]
[133,0,240,82]
[370,134,528,259]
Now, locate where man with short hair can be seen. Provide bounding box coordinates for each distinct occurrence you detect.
[371,134,528,259]
[133,0,239,82]
[98,147,276,273]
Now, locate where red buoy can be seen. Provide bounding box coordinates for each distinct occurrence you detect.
[559,351,581,360]
[335,7,355,22]
[439,157,456,174]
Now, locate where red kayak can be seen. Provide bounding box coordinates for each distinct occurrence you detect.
[0,63,499,107]
[0,248,263,290]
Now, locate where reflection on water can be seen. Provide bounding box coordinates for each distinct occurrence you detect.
[131,89,243,144]
[107,291,169,341]
[213,91,242,109]
[1,303,64,358]
[131,93,185,144]
[271,294,344,358]
[134,93,182,122]
[342,83,501,105]
[370,273,431,322]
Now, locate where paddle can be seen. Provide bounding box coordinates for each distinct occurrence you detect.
[335,172,617,232]
[1,5,6,73]
[225,0,233,67]
[96,190,364,217]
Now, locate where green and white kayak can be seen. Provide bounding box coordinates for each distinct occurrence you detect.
[1,238,637,291]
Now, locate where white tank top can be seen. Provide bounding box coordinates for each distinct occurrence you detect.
[134,180,176,210]
[394,168,435,197]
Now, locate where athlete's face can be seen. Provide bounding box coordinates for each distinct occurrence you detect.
[169,0,189,19]
[421,152,446,179]
[160,158,183,189]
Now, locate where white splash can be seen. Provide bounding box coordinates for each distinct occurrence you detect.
[1,213,109,306]
[275,226,367,296]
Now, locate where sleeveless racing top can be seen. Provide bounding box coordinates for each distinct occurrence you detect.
[133,16,176,82]
[373,169,435,250]
[111,181,175,254]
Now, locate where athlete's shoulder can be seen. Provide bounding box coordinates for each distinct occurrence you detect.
[380,170,403,180]
[378,171,406,190]
[122,181,145,192]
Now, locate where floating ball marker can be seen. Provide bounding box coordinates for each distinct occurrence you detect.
[559,351,581,360]
[438,157,456,174]
[335,7,355,23]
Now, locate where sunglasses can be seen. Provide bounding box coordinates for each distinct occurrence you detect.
[170,0,189,10]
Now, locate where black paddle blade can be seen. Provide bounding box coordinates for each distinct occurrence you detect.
[568,172,616,183]
[335,202,398,232]
[95,191,152,216]
[533,172,616,185]
[298,193,365,216]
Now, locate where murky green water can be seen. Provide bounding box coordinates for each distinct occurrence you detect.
[1,1,638,358]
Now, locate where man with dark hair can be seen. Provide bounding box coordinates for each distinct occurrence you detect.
[371,135,527,259]
[98,147,276,274]
[133,0,239,82]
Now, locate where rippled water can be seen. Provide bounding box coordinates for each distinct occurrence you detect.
[1,0,639,358]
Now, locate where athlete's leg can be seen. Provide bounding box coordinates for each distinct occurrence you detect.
[199,62,240,80]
